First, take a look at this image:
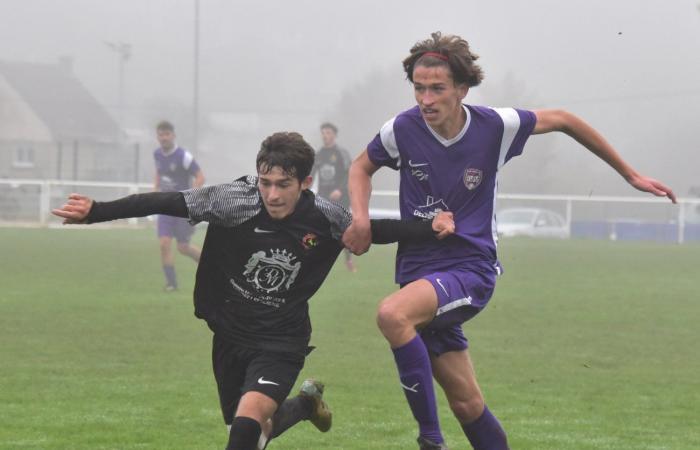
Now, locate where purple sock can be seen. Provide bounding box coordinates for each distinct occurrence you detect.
[392,335,443,444]
[461,405,509,450]
[162,265,177,287]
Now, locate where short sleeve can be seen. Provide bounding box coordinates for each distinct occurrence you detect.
[493,108,537,169]
[366,117,400,170]
[182,176,261,226]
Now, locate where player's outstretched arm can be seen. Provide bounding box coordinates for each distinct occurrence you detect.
[52,193,94,224]
[52,192,188,225]
[363,211,455,245]
[532,109,676,203]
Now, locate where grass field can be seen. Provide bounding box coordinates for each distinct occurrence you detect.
[1,227,699,450]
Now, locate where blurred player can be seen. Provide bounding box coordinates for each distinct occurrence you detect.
[343,32,677,450]
[53,131,455,450]
[312,122,356,271]
[153,120,205,291]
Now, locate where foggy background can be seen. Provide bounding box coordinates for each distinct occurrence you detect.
[1,0,699,197]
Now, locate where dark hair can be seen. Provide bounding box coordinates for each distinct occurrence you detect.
[320,122,338,134]
[156,120,175,132]
[402,32,484,87]
[256,132,315,182]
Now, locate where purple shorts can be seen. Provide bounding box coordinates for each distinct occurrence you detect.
[157,215,195,243]
[419,265,497,356]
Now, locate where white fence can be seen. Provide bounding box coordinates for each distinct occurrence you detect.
[2,179,699,243]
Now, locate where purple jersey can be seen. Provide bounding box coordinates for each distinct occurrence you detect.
[154,146,201,192]
[367,104,536,284]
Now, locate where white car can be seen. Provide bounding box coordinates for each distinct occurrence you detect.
[497,207,570,239]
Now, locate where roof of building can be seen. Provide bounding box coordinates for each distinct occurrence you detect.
[0,60,121,141]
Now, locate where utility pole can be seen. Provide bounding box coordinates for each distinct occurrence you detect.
[104,41,132,134]
[193,0,200,152]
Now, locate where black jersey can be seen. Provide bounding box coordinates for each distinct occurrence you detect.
[313,145,352,202]
[182,176,351,354]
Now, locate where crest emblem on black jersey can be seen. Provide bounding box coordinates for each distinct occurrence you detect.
[243,249,301,293]
[302,233,318,250]
[463,168,483,190]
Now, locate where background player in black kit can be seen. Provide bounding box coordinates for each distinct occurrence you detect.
[312,122,356,271]
[52,132,455,450]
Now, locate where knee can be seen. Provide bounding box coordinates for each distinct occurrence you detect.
[449,395,485,423]
[376,300,409,335]
[176,243,190,254]
[159,240,171,252]
[227,416,262,450]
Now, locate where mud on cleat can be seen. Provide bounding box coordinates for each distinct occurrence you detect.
[299,379,332,432]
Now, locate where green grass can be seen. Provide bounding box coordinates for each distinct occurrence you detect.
[1,228,698,449]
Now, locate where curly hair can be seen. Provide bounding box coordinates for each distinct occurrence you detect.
[256,132,315,181]
[402,32,484,87]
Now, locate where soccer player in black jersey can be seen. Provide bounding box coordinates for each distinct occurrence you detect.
[53,131,455,450]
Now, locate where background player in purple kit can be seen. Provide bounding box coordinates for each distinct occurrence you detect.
[343,32,677,450]
[153,120,205,291]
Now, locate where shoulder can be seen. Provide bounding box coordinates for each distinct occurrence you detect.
[312,194,352,239]
[468,104,535,128]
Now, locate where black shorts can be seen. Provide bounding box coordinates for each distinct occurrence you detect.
[212,334,306,424]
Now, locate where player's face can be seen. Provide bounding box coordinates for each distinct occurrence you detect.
[157,129,176,151]
[321,128,336,147]
[412,65,468,134]
[258,166,312,220]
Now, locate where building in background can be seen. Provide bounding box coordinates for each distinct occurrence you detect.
[0,59,130,181]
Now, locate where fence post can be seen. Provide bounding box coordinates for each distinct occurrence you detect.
[72,140,79,180]
[677,201,685,244]
[39,180,51,225]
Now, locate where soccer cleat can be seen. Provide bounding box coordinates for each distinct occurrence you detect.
[417,436,450,450]
[163,284,177,292]
[298,379,332,432]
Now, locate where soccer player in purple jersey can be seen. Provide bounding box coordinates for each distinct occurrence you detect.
[343,32,677,450]
[153,120,205,291]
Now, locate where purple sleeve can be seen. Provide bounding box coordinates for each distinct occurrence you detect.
[366,118,400,170]
[504,109,537,164]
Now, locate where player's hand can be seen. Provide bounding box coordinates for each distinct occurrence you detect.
[432,211,455,239]
[51,193,94,224]
[343,218,372,255]
[628,174,677,204]
[329,189,342,201]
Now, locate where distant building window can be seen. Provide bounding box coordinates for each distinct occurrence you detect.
[13,146,35,168]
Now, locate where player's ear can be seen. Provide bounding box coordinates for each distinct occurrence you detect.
[301,176,313,190]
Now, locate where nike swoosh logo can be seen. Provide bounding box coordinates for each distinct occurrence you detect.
[408,160,429,167]
[436,278,449,296]
[257,377,280,386]
[254,227,275,233]
[400,382,420,393]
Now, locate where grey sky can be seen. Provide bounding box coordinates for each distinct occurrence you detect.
[1,0,699,192]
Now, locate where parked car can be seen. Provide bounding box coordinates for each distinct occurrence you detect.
[497,207,570,239]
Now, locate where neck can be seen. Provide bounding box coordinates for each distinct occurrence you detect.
[432,106,466,140]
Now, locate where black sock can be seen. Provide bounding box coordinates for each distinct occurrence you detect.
[227,416,261,450]
[269,396,313,439]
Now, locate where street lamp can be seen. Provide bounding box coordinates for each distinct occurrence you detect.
[104,41,131,134]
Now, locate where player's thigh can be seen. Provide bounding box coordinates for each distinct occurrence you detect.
[173,217,195,244]
[212,335,249,424]
[157,215,176,239]
[379,279,439,329]
[235,391,279,424]
[431,349,484,417]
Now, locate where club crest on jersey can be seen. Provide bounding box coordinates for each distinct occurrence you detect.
[463,168,483,190]
[243,249,301,293]
[302,233,318,250]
